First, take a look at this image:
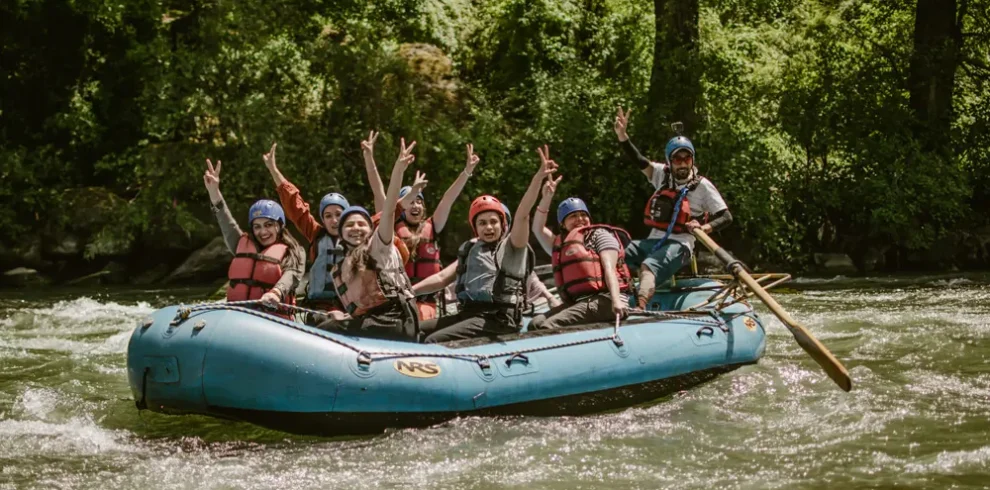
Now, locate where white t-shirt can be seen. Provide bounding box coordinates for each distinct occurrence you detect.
[646,163,728,250]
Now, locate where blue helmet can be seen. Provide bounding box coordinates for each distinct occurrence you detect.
[500,203,512,228]
[398,186,425,202]
[664,136,695,163]
[337,205,372,234]
[248,199,285,225]
[319,192,349,217]
[557,197,590,225]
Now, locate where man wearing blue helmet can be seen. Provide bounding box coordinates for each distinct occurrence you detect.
[530,153,634,329]
[362,131,481,321]
[261,142,350,313]
[203,157,305,317]
[614,107,733,309]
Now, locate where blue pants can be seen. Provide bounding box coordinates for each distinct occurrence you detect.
[624,239,691,288]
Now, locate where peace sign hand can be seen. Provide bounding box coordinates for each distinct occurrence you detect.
[395,137,416,170]
[464,143,480,174]
[614,106,631,142]
[203,158,222,202]
[542,174,563,200]
[410,171,429,195]
[361,130,379,159]
[262,142,277,171]
[535,145,559,179]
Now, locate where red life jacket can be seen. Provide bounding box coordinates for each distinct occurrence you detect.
[643,169,701,232]
[227,235,296,315]
[551,225,633,304]
[395,218,442,284]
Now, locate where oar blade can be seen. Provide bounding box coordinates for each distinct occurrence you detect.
[788,322,853,392]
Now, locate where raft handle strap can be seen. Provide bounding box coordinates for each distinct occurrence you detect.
[505,353,530,366]
[696,326,715,338]
[135,367,150,410]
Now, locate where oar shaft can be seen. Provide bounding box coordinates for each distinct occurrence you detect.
[691,229,852,392]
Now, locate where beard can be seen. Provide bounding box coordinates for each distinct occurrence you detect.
[673,167,692,181]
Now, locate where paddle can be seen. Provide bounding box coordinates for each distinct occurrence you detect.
[690,228,852,392]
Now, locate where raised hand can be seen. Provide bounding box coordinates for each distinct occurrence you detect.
[464,143,480,174]
[535,145,559,179]
[361,130,379,160]
[262,142,277,171]
[542,174,563,200]
[614,106,631,142]
[203,158,222,202]
[410,170,429,195]
[395,137,416,170]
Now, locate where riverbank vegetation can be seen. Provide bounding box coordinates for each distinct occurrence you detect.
[2,0,988,285]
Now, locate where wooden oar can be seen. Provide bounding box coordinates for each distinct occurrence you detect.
[691,228,852,392]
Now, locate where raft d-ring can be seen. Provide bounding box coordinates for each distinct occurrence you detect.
[611,335,625,347]
[505,353,530,366]
[356,352,372,367]
[696,326,715,338]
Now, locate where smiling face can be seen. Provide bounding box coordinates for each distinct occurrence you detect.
[670,150,694,180]
[562,211,591,234]
[251,218,281,247]
[474,211,504,244]
[341,214,372,246]
[403,197,426,225]
[322,205,344,237]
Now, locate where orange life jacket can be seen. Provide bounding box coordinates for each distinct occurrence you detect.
[551,225,633,304]
[227,235,296,317]
[395,218,442,284]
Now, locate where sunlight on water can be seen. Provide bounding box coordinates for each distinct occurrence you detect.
[1,277,989,489]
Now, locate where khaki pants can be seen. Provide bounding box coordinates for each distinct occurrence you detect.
[529,293,618,330]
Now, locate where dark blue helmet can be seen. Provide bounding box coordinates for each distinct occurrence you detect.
[248,199,285,225]
[500,202,512,228]
[556,197,590,225]
[398,186,425,202]
[319,192,349,217]
[664,136,695,163]
[337,205,372,235]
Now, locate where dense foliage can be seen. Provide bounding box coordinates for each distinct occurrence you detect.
[2,0,988,271]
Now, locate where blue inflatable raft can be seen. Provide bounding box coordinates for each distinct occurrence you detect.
[127,278,766,436]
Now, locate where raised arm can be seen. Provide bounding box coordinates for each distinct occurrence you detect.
[203,158,243,253]
[532,173,562,256]
[432,143,480,233]
[614,106,654,181]
[361,131,387,213]
[511,145,558,249]
[412,261,457,295]
[378,138,416,244]
[261,142,287,187]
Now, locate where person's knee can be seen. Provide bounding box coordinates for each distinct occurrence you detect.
[529,314,548,330]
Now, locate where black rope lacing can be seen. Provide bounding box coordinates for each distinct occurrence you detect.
[167,300,734,368]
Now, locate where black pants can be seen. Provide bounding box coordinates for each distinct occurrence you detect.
[314,298,419,342]
[421,302,520,343]
[529,292,619,330]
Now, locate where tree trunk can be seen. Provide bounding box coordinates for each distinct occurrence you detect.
[646,0,701,145]
[907,0,963,154]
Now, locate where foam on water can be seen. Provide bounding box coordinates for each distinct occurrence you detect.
[1,281,989,489]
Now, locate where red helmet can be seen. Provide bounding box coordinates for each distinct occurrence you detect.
[469,195,506,236]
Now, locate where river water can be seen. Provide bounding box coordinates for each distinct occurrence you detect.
[1,275,988,489]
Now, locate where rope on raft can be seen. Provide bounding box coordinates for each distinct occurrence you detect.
[166,300,732,369]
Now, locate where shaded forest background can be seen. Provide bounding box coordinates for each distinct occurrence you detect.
[2,0,989,285]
